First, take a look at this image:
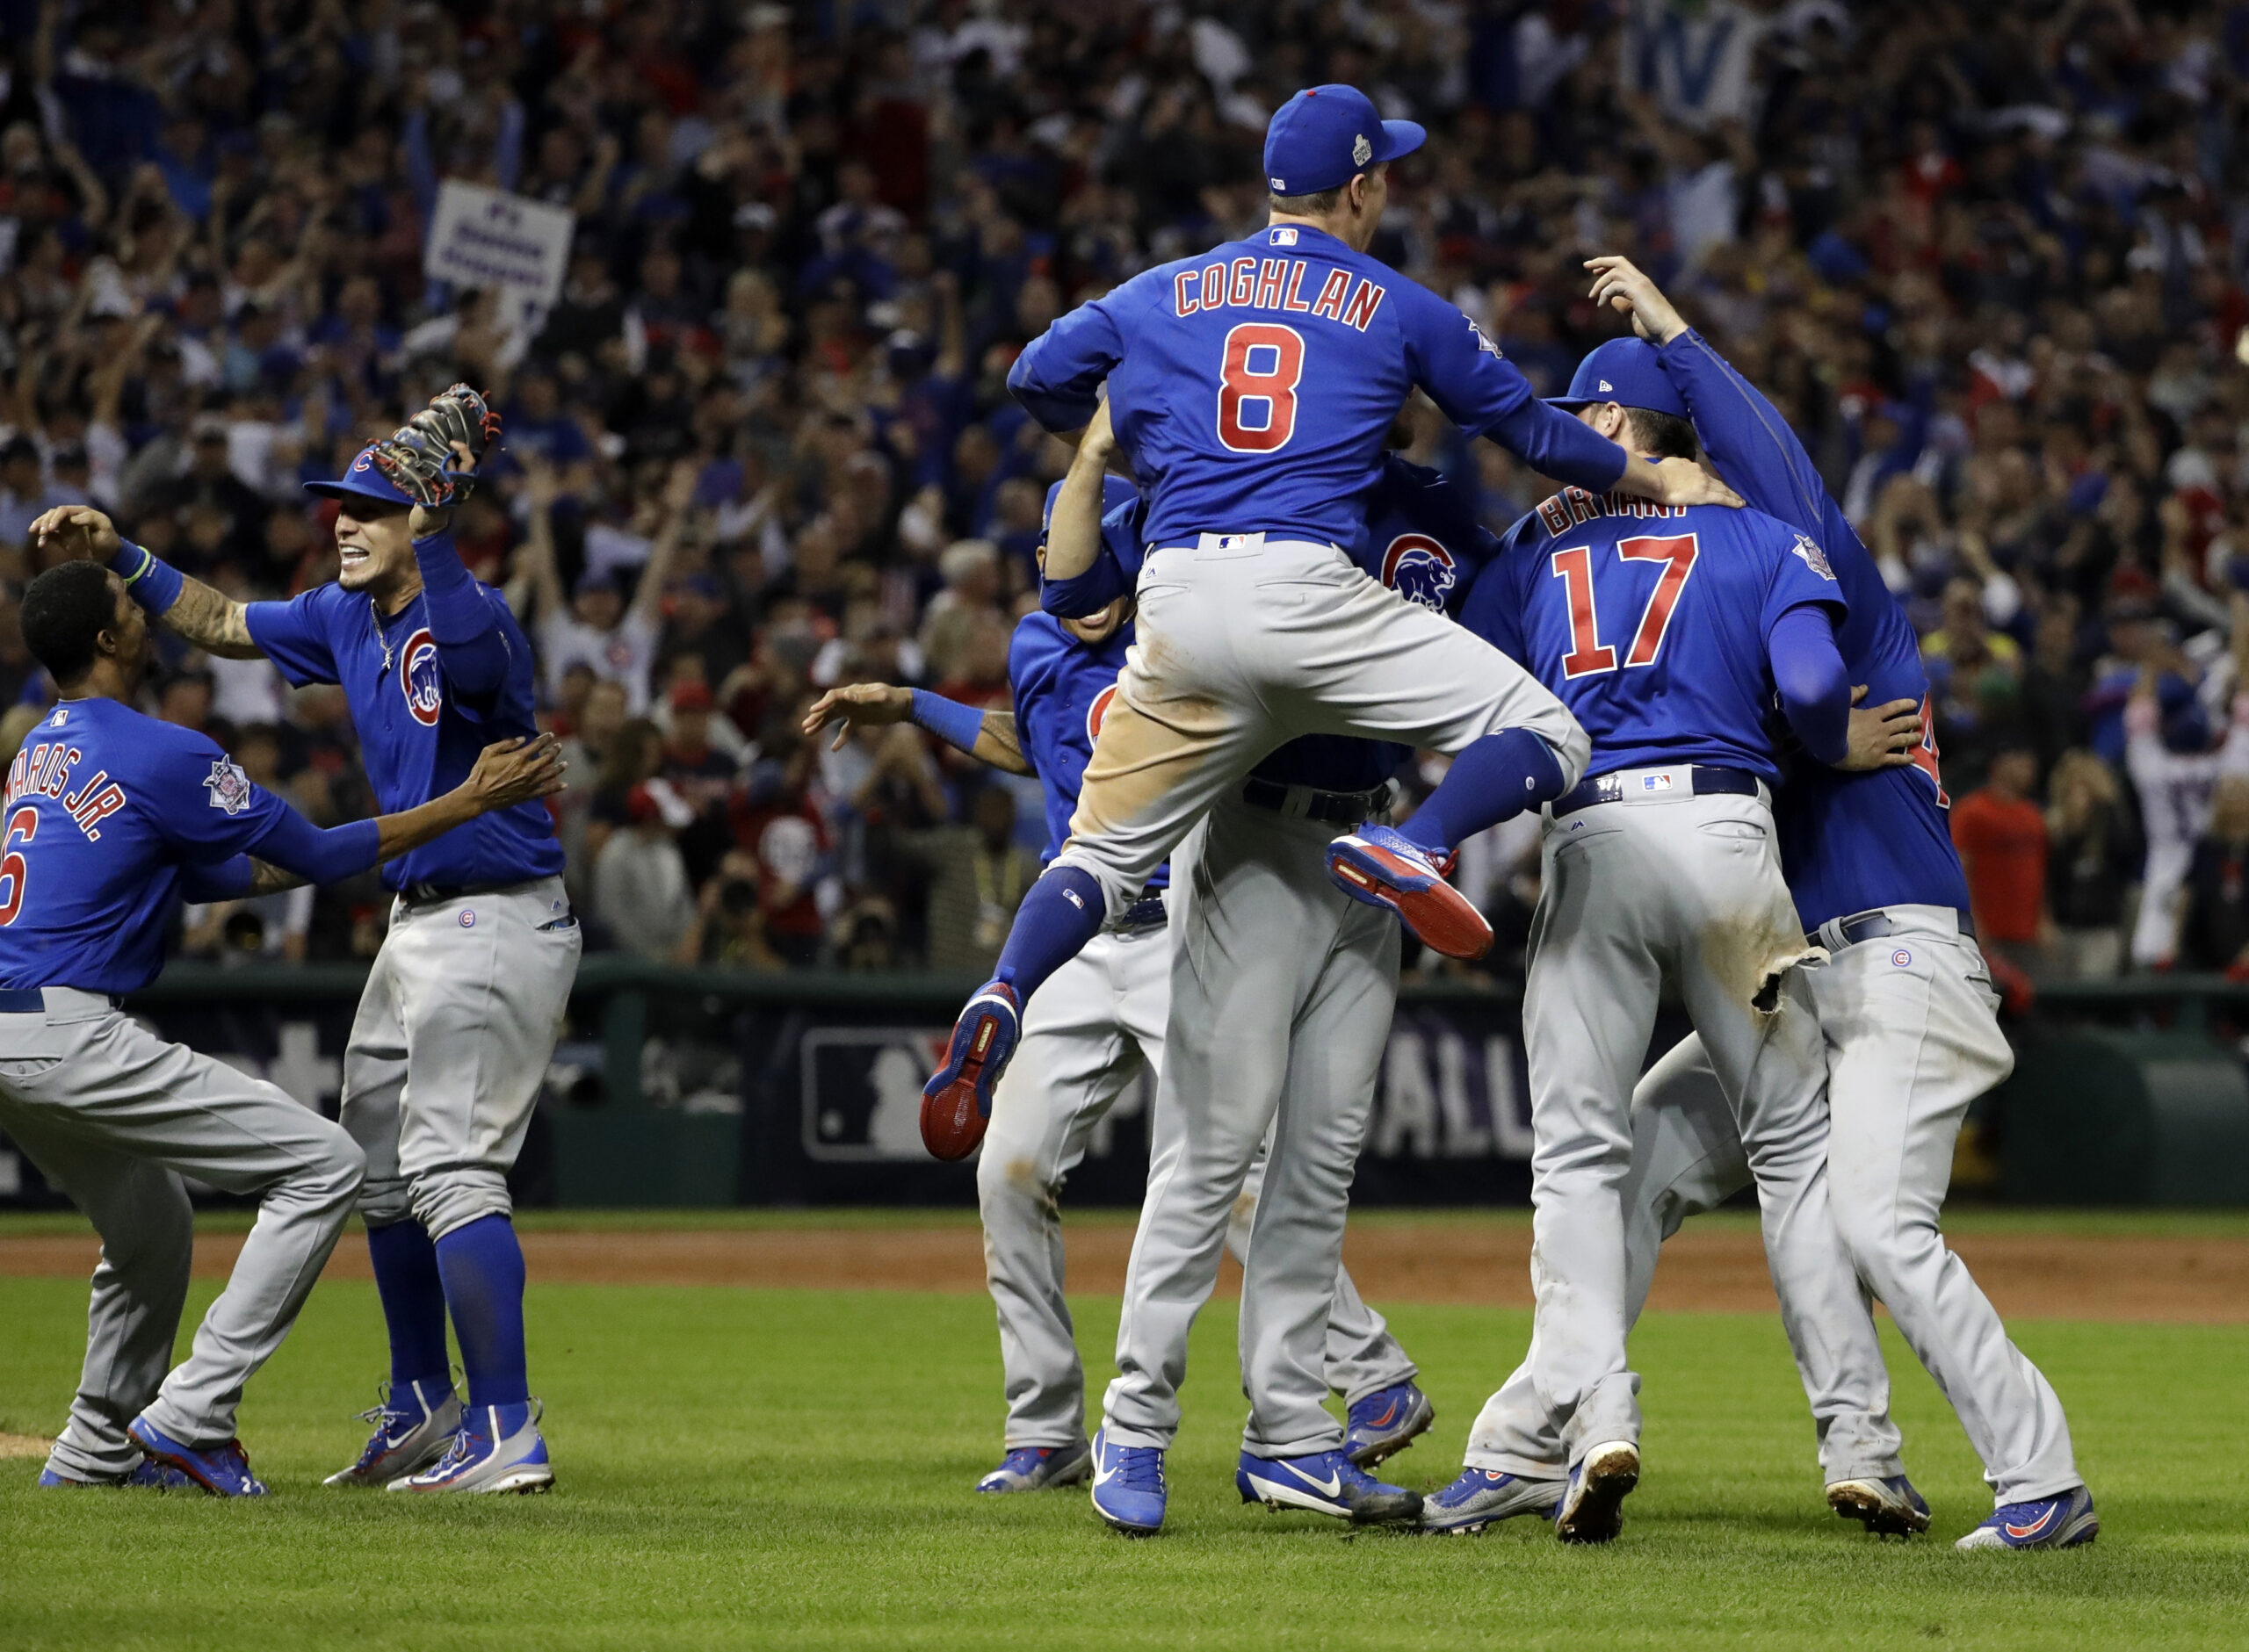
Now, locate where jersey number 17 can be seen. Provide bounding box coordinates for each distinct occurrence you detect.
[1549,534,1700,678]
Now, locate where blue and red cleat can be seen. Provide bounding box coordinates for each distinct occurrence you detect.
[1343,1381,1435,1467]
[126,1415,267,1497]
[38,1457,194,1490]
[1325,824,1492,960]
[1956,1485,2098,1550]
[921,980,1023,1159]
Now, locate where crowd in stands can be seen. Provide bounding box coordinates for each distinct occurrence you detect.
[9,0,2249,984]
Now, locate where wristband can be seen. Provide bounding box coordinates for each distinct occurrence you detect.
[113,540,185,616]
[909,689,987,756]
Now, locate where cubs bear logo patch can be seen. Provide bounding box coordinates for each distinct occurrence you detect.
[1381,533,1457,610]
[401,628,444,726]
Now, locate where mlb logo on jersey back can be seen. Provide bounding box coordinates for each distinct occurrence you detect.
[1269,226,1298,246]
[205,759,254,815]
[1790,533,1836,580]
[401,628,444,726]
[1381,534,1457,610]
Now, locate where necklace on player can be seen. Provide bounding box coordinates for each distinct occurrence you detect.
[371,596,394,676]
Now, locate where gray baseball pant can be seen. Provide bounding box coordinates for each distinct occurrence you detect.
[1464,777,1840,1471]
[342,876,580,1242]
[982,889,1414,1450]
[1102,791,1415,1458]
[1052,536,1588,921]
[0,990,363,1476]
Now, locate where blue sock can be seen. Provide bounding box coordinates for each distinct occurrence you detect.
[1398,729,1566,855]
[365,1219,452,1394]
[990,865,1105,1002]
[434,1215,530,1410]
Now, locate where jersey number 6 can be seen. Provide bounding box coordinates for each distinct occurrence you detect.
[1550,533,1700,679]
[1216,323,1305,452]
[0,804,36,927]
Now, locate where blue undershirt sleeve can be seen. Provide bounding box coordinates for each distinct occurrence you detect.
[1769,602,1852,767]
[412,526,511,697]
[243,811,384,885]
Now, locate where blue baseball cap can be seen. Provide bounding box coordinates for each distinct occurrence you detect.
[1548,337,1689,420]
[303,442,414,509]
[1263,85,1425,198]
[1041,473,1139,537]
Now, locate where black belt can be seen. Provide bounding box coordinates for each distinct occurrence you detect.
[1828,907,1977,948]
[400,877,544,907]
[0,989,118,1014]
[1240,776,1390,825]
[1553,765,1760,818]
[1117,891,1168,931]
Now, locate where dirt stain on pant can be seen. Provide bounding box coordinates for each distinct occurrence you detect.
[1700,911,1822,1017]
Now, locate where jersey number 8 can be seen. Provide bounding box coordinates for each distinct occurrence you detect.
[1550,533,1700,679]
[1216,323,1305,452]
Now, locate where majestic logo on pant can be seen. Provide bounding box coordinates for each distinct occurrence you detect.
[1381,534,1457,610]
[401,629,443,726]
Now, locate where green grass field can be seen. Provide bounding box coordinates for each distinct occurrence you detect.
[2,1224,2245,1649]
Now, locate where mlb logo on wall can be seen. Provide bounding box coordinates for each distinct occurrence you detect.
[400,629,444,726]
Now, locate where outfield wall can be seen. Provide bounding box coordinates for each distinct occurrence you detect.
[2,962,2245,1208]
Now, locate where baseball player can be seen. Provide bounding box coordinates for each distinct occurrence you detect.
[920,83,1739,1152]
[2,554,560,1496]
[1430,337,1870,1544]
[803,473,1429,1497]
[83,387,583,1495]
[1024,430,1495,1533]
[1473,260,2096,1552]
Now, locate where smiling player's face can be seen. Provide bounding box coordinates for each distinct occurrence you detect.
[334,500,417,601]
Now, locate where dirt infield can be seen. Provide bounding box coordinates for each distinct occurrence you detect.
[3,1218,2243,1324]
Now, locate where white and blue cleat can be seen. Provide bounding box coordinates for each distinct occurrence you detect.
[125,1415,267,1497]
[1956,1485,2098,1550]
[325,1376,463,1487]
[388,1399,553,1495]
[1421,1467,1566,1533]
[1325,824,1493,961]
[1553,1439,1639,1544]
[977,1441,1092,1493]
[1343,1381,1435,1468]
[1827,1474,1932,1537]
[1088,1428,1167,1535]
[1236,1447,1422,1526]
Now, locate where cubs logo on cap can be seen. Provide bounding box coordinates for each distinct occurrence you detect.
[1381,533,1457,610]
[1262,84,1426,197]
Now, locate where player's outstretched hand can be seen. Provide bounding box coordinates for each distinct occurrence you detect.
[802,682,913,751]
[1837,686,1922,771]
[1584,255,1688,347]
[1647,456,1743,509]
[30,504,121,562]
[463,733,568,811]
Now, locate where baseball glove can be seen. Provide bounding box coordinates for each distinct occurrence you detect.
[406,382,503,465]
[370,422,466,509]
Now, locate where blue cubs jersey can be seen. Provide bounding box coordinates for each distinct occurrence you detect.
[1464,490,1847,785]
[1009,223,1628,554]
[1008,612,1154,885]
[0,698,306,992]
[246,580,564,891]
[1656,331,1970,928]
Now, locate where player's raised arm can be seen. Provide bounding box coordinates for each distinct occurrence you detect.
[32,505,264,659]
[1008,293,1130,437]
[801,682,1033,776]
[369,384,513,696]
[1586,256,1829,535]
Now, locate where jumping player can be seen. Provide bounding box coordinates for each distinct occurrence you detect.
[68,386,583,1495]
[1441,339,1865,1543]
[804,473,1429,1497]
[1508,258,2095,1551]
[919,83,1739,1150]
[1029,426,1492,1533]
[2,554,561,1496]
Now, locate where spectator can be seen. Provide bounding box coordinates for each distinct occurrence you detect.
[2179,776,2249,977]
[660,680,741,886]
[518,458,691,713]
[2044,749,2137,981]
[2122,666,2249,969]
[671,851,785,970]
[591,783,695,961]
[1952,743,2050,974]
[583,718,667,881]
[909,783,1042,977]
